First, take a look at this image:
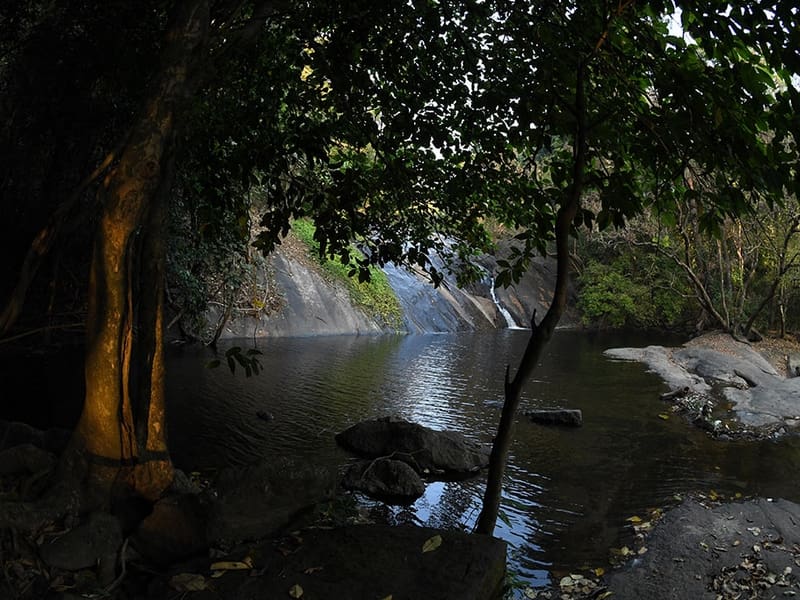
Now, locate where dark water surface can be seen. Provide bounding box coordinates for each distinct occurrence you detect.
[165,330,800,589]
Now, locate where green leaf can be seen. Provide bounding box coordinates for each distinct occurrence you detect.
[422,535,442,553]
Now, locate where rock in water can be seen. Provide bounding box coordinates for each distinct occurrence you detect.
[525,408,583,427]
[335,416,490,476]
[342,457,425,502]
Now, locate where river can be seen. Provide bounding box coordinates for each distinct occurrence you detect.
[164,329,800,590]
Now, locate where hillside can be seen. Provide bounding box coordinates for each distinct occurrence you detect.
[211,233,580,339]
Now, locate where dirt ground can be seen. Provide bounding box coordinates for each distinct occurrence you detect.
[686,331,800,377]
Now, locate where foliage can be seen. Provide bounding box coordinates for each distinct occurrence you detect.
[3,1,797,341]
[577,257,691,330]
[207,346,263,377]
[290,219,403,330]
[616,200,800,337]
[167,193,256,340]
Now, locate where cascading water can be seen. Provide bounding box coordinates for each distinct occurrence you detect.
[487,272,522,329]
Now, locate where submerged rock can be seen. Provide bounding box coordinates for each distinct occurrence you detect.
[335,417,490,476]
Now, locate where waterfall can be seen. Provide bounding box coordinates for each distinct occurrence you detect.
[488,274,521,329]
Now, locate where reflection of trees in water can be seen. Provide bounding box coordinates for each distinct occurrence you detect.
[359,496,419,526]
[356,479,481,531]
[424,481,480,531]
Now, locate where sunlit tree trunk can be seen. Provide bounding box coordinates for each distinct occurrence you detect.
[73,0,209,505]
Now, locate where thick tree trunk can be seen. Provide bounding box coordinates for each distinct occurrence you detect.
[73,0,209,506]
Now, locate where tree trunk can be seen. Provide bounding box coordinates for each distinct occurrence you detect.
[73,0,209,506]
[475,60,587,535]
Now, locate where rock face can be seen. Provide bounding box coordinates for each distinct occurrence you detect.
[335,417,490,476]
[342,457,426,502]
[212,237,580,338]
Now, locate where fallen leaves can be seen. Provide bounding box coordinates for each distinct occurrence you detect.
[711,554,799,598]
[558,572,610,598]
[288,583,304,598]
[522,570,610,599]
[210,557,254,572]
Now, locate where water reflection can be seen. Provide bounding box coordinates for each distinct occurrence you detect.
[165,330,800,590]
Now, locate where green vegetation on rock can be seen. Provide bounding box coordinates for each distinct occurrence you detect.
[290,219,403,331]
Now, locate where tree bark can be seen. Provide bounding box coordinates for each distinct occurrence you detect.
[74,0,210,505]
[475,60,587,535]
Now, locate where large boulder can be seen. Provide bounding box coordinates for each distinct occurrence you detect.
[0,443,55,475]
[342,457,426,502]
[0,420,71,454]
[335,417,490,476]
[146,524,508,600]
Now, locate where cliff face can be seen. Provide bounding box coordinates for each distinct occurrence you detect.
[215,242,579,339]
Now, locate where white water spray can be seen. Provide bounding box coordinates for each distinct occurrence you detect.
[488,274,521,329]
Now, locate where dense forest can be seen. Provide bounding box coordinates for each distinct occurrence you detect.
[0,1,798,598]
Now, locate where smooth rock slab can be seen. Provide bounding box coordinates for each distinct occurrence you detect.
[606,338,800,428]
[606,498,800,600]
[206,457,337,544]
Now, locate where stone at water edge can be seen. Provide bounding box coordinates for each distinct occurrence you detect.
[190,524,508,600]
[341,457,426,502]
[205,457,337,544]
[525,408,583,427]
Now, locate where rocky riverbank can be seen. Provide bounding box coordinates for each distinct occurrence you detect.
[0,418,505,600]
[596,332,800,600]
[605,331,800,439]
